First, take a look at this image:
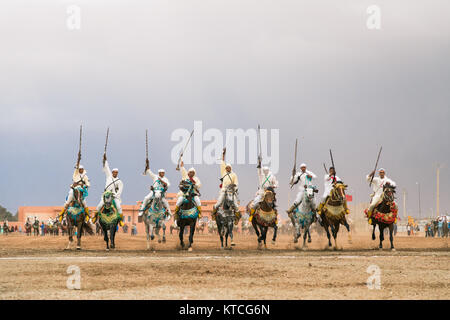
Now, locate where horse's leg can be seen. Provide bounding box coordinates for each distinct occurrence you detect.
[343,219,352,243]
[230,219,235,247]
[179,222,185,249]
[332,223,340,250]
[188,220,196,251]
[372,224,376,240]
[76,222,82,250]
[66,221,74,250]
[389,224,395,250]
[379,224,384,249]
[307,226,312,243]
[302,227,308,249]
[103,225,110,251]
[263,226,269,249]
[324,223,332,248]
[162,223,166,243]
[110,225,116,249]
[252,220,262,249]
[218,220,224,249]
[272,224,277,244]
[293,221,300,243]
[145,222,151,250]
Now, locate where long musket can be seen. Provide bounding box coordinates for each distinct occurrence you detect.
[76,125,82,168]
[104,127,109,155]
[143,129,149,175]
[290,139,298,189]
[369,146,383,187]
[329,149,336,179]
[176,129,194,171]
[257,124,262,166]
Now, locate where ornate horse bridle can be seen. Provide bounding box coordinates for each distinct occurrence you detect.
[328,183,347,206]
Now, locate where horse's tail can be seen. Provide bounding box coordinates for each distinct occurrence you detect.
[83,221,94,235]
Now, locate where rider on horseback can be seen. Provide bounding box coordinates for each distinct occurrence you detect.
[366,168,396,221]
[286,163,317,216]
[316,167,350,215]
[59,164,90,222]
[174,160,202,220]
[138,159,172,219]
[211,148,241,224]
[249,159,278,219]
[95,154,124,226]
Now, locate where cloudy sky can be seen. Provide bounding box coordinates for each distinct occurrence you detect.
[0,0,449,219]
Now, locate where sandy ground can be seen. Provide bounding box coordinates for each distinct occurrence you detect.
[0,231,448,300]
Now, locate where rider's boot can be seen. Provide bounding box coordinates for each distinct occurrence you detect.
[91,211,98,224]
[197,206,202,218]
[173,206,180,221]
[234,209,241,225]
[343,201,350,215]
[119,212,124,227]
[249,206,256,222]
[58,208,65,223]
[211,206,218,221]
[84,207,91,223]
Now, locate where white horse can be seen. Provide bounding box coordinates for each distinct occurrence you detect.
[290,185,318,249]
[143,186,170,250]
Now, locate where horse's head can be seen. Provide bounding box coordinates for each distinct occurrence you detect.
[303,185,318,202]
[72,186,85,206]
[331,182,347,202]
[382,183,396,203]
[102,190,114,209]
[225,183,237,199]
[263,189,275,204]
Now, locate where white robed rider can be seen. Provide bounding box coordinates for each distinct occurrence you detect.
[95,154,124,226]
[366,168,396,217]
[250,159,278,215]
[316,166,349,214]
[211,148,240,223]
[59,164,90,221]
[286,163,317,214]
[139,159,172,218]
[174,160,202,219]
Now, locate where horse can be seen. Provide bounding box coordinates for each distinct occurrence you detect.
[215,184,239,249]
[95,191,121,251]
[247,188,278,249]
[25,220,32,236]
[143,185,170,250]
[63,186,93,250]
[32,219,40,236]
[175,180,200,251]
[291,185,318,249]
[317,182,351,250]
[2,222,9,236]
[365,184,398,250]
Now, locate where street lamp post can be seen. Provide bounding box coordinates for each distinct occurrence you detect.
[416,182,421,219]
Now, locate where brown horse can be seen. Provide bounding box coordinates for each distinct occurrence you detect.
[366,184,398,250]
[247,188,278,249]
[63,187,93,250]
[317,182,351,250]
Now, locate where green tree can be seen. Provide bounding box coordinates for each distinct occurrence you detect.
[0,205,18,221]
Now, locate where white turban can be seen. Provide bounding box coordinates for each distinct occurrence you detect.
[262,166,270,174]
[78,165,84,169]
[158,169,165,173]
[188,167,196,173]
[112,168,119,172]
[225,163,232,169]
[300,163,307,168]
[379,168,386,172]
